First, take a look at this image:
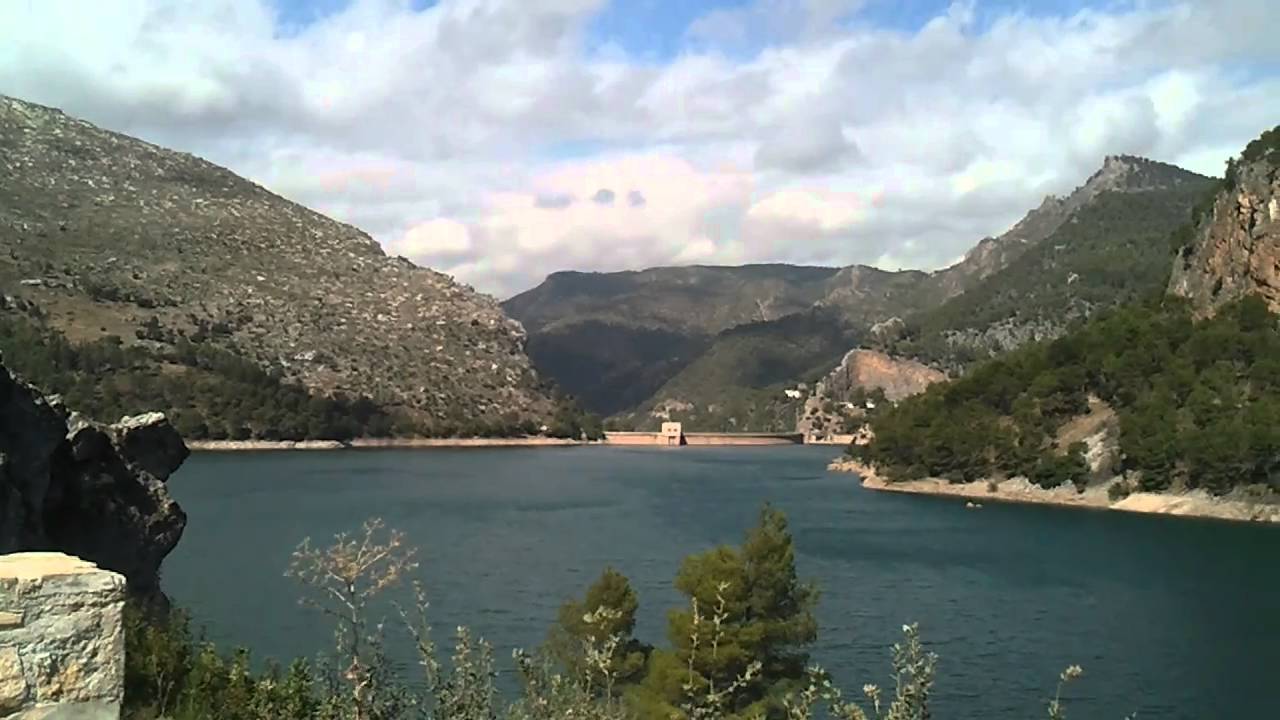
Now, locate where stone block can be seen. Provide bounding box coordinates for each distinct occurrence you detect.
[0,553,124,720]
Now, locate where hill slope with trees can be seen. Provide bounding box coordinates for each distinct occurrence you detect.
[0,94,585,439]
[851,126,1280,498]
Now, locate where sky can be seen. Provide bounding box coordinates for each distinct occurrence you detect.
[1,0,1277,298]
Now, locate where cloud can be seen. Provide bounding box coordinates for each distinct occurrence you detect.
[391,218,473,258]
[0,0,1276,299]
[755,112,862,173]
[534,192,575,209]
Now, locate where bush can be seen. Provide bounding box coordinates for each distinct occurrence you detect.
[123,512,1101,720]
[1107,480,1133,502]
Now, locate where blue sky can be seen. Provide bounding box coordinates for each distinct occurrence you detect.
[270,0,1125,58]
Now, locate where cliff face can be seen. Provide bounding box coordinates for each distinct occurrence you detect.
[0,360,187,595]
[821,349,946,403]
[1169,133,1280,315]
[0,95,554,429]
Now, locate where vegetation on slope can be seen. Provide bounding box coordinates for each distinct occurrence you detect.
[612,309,854,431]
[124,511,1091,720]
[853,296,1280,495]
[0,304,602,441]
[886,181,1219,368]
[0,94,558,429]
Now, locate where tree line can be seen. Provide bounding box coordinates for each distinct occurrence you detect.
[0,309,603,442]
[851,295,1280,494]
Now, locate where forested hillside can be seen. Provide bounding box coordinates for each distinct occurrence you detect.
[854,295,1280,494]
[886,178,1217,368]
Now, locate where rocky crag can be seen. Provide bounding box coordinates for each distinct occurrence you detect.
[799,349,946,439]
[0,358,187,597]
[0,95,556,433]
[1170,128,1280,315]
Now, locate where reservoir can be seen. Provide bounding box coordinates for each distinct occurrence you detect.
[164,445,1278,719]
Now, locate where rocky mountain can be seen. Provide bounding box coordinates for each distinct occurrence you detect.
[610,156,1213,431]
[0,95,560,437]
[0,358,187,598]
[1169,127,1280,315]
[893,158,1216,369]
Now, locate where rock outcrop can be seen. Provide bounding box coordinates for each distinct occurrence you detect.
[0,553,126,719]
[820,349,946,403]
[1169,130,1280,316]
[0,360,187,596]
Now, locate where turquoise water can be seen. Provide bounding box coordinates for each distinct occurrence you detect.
[164,446,1279,718]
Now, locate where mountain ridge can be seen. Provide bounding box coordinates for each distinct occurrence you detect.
[517,154,1212,428]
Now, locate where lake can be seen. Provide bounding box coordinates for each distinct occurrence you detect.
[164,445,1279,719]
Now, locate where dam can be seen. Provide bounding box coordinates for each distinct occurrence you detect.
[602,422,804,447]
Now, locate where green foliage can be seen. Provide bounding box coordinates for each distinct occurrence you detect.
[122,512,1107,720]
[547,567,650,690]
[629,505,818,718]
[856,295,1280,494]
[894,182,1217,366]
[0,309,596,441]
[1238,125,1280,169]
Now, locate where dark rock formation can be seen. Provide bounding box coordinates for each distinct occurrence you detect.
[0,360,187,596]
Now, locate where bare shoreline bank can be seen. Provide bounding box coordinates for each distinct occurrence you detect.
[187,437,588,452]
[828,459,1280,524]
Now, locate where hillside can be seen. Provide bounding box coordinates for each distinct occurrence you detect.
[618,156,1213,431]
[850,126,1280,499]
[0,95,565,439]
[503,264,843,414]
[890,161,1217,369]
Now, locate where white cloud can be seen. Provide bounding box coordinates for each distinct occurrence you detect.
[0,0,1276,298]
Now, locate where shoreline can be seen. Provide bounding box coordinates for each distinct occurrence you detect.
[828,459,1280,524]
[187,437,588,452]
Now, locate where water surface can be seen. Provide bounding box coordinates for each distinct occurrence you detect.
[165,446,1280,719]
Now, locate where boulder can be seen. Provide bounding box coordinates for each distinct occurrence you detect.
[0,361,187,597]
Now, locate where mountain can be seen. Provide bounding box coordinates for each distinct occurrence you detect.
[847,125,1280,501]
[891,157,1217,368]
[0,95,560,438]
[502,265,843,414]
[612,156,1214,431]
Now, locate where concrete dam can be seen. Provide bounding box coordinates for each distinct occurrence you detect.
[602,422,804,447]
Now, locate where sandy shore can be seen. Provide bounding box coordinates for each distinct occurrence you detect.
[187,437,587,452]
[828,459,1280,524]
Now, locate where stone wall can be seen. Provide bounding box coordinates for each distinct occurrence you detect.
[0,553,125,719]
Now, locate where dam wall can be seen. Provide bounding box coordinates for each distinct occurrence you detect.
[602,431,803,446]
[0,553,126,719]
[684,432,803,446]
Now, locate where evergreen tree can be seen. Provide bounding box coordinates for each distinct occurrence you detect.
[547,567,649,692]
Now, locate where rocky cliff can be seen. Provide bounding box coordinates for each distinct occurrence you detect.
[0,94,555,432]
[0,358,186,596]
[1169,127,1280,315]
[820,349,946,403]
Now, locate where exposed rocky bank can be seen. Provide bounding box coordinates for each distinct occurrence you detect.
[829,459,1280,524]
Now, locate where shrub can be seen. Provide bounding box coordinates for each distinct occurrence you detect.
[124,512,1104,720]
